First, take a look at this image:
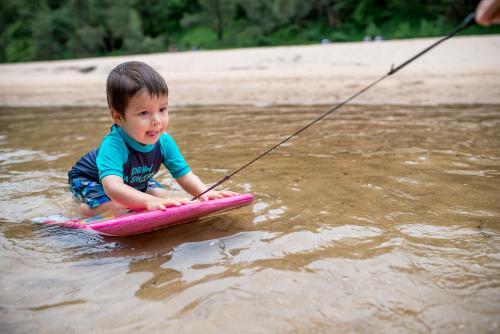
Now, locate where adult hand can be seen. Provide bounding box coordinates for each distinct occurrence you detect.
[476,0,500,26]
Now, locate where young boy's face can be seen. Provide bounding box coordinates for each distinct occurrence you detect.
[112,91,169,145]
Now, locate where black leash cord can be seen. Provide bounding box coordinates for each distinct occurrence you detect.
[191,12,476,201]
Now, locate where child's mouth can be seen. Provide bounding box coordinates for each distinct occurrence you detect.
[146,131,159,137]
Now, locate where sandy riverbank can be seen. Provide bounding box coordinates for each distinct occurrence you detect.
[0,35,499,107]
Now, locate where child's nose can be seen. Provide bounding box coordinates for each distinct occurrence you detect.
[151,113,161,125]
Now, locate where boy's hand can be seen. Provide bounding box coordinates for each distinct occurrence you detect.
[199,190,238,202]
[145,197,188,211]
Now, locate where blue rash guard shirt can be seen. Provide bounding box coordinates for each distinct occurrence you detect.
[68,124,191,192]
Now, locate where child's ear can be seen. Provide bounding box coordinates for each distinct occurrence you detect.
[110,108,123,123]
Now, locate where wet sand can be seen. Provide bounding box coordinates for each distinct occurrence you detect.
[0,35,499,108]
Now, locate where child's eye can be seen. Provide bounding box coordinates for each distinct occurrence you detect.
[159,107,167,113]
[138,111,149,116]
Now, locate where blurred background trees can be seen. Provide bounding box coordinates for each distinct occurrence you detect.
[0,0,496,63]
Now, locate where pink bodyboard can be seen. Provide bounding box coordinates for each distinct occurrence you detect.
[41,194,254,236]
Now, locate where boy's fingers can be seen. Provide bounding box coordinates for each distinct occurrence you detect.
[220,191,237,197]
[163,201,179,207]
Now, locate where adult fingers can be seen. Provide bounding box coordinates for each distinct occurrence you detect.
[476,0,500,26]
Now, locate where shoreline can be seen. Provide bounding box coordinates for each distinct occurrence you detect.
[0,35,499,108]
[2,102,500,111]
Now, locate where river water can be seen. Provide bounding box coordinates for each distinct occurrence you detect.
[0,105,499,333]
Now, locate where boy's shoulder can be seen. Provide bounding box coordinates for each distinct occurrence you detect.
[102,125,126,143]
[158,132,178,149]
[98,126,129,157]
[159,131,173,141]
[158,132,184,159]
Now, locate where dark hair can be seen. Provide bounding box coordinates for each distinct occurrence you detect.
[106,61,168,116]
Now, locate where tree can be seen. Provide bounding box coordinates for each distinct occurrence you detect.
[181,0,237,41]
[0,0,495,63]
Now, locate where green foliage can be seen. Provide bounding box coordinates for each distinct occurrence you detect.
[70,25,105,57]
[178,27,218,49]
[365,22,381,37]
[3,21,33,62]
[32,6,73,59]
[0,0,497,63]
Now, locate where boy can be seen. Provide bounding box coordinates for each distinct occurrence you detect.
[68,61,235,217]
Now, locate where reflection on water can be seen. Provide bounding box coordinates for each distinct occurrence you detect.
[1,105,499,333]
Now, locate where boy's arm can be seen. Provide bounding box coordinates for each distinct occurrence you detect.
[175,171,236,201]
[102,175,187,211]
